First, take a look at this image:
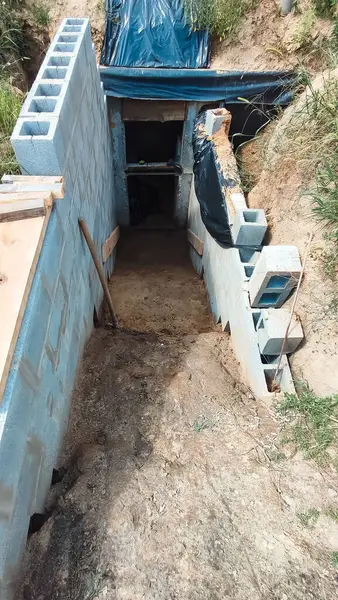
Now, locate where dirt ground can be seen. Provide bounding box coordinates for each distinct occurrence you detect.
[17,231,338,600]
[211,0,332,73]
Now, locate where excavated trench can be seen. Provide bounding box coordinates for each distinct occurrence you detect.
[16,229,338,600]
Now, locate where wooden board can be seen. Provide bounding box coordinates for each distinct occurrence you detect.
[0,192,53,204]
[187,229,204,256]
[0,210,52,403]
[0,198,46,222]
[0,183,64,199]
[102,226,120,263]
[1,175,63,184]
[122,99,186,122]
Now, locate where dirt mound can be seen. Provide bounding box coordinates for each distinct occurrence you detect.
[211,0,333,72]
[241,80,338,396]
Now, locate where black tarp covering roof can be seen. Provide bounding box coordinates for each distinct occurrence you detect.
[100,0,210,68]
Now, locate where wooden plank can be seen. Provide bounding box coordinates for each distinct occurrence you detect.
[0,208,52,402]
[102,226,120,263]
[122,99,186,122]
[0,192,53,203]
[187,229,204,256]
[1,175,63,184]
[0,198,46,222]
[0,183,64,199]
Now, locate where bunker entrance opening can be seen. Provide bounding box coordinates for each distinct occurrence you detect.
[127,174,176,229]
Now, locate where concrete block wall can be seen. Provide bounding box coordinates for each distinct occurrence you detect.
[1,19,115,598]
[188,113,302,400]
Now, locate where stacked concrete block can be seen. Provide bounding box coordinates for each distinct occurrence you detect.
[1,18,115,598]
[232,208,267,247]
[11,18,92,176]
[187,121,298,401]
[249,246,302,308]
[256,308,304,356]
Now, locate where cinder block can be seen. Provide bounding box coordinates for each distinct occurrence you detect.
[262,354,295,394]
[238,247,260,265]
[257,308,304,355]
[20,79,74,139]
[2,14,118,590]
[249,245,301,309]
[232,208,267,247]
[243,263,255,280]
[205,108,229,136]
[11,116,66,175]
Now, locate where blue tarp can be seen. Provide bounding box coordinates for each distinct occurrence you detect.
[100,0,210,68]
[100,67,295,103]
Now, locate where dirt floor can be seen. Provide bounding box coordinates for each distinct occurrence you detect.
[17,231,338,600]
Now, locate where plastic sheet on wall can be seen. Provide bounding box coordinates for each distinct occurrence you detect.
[192,113,234,247]
[100,0,210,68]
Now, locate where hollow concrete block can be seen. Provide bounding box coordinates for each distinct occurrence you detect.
[232,208,267,247]
[205,108,229,136]
[257,308,304,355]
[11,116,66,175]
[249,245,302,308]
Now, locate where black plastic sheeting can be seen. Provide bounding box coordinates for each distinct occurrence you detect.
[193,113,235,247]
[100,0,210,68]
[100,67,295,102]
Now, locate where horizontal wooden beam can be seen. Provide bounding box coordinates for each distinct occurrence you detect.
[0,192,53,204]
[0,182,64,199]
[187,229,204,256]
[0,198,48,222]
[1,175,63,184]
[102,226,120,263]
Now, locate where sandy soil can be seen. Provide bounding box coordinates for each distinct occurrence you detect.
[17,231,338,600]
[241,89,338,397]
[211,0,332,72]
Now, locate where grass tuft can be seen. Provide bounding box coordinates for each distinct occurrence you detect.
[184,0,257,40]
[312,0,337,18]
[326,505,338,521]
[292,8,317,50]
[0,79,22,176]
[297,508,320,528]
[332,551,338,568]
[277,384,338,466]
[31,2,51,27]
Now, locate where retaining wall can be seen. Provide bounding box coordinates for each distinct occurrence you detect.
[188,112,298,400]
[0,19,115,597]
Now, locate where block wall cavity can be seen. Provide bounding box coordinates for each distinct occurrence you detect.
[1,18,115,598]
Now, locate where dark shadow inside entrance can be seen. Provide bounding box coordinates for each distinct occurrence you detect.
[127,174,176,229]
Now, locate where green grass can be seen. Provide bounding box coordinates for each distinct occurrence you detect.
[193,415,210,432]
[311,0,337,17]
[0,0,25,66]
[277,384,338,466]
[332,551,338,568]
[292,7,317,50]
[184,0,257,40]
[297,508,320,528]
[326,505,338,521]
[0,80,22,176]
[31,2,51,27]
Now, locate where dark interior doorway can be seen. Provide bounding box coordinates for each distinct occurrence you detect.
[127,174,176,229]
[125,121,184,163]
